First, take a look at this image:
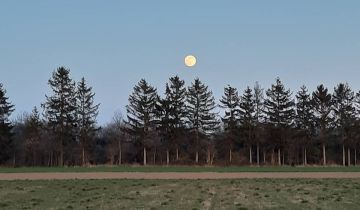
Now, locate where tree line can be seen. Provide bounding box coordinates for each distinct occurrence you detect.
[1,66,360,166]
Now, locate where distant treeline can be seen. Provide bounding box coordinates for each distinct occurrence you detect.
[1,66,360,166]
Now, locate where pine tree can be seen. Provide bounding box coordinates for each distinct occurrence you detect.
[125,79,158,165]
[187,78,219,164]
[332,83,355,166]
[264,78,295,165]
[0,83,15,164]
[24,107,42,166]
[312,84,332,165]
[42,67,77,166]
[295,85,314,165]
[155,93,172,165]
[253,82,265,165]
[219,85,240,163]
[239,86,255,164]
[76,77,100,166]
[167,76,187,162]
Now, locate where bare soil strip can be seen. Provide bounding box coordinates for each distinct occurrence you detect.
[1,172,360,180]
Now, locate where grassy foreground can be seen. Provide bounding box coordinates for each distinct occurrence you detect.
[1,165,360,173]
[1,179,360,209]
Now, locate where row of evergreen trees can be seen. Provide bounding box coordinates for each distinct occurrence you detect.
[125,76,360,166]
[1,66,360,166]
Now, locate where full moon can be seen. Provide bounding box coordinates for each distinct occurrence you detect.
[184,55,197,67]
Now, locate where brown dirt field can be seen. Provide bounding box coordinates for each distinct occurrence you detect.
[1,172,360,180]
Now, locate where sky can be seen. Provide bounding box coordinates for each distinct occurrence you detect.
[1,1,360,125]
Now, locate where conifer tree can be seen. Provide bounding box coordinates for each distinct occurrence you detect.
[295,85,314,165]
[332,83,355,166]
[239,86,255,164]
[187,78,219,164]
[125,79,158,165]
[264,78,295,165]
[253,82,265,165]
[219,85,240,163]
[42,67,77,166]
[156,93,172,164]
[312,84,332,165]
[167,76,187,162]
[76,77,100,166]
[0,83,15,164]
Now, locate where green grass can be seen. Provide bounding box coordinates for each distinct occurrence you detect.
[1,165,360,173]
[1,179,360,209]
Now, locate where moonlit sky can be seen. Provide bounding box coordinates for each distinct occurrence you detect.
[1,1,360,125]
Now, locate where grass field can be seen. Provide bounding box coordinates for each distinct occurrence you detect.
[1,165,360,173]
[0,179,359,209]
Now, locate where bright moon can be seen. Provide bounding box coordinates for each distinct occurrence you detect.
[184,55,196,67]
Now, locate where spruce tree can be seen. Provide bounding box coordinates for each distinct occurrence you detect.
[0,83,15,164]
[312,84,332,165]
[155,93,172,164]
[187,78,219,164]
[253,82,265,165]
[42,67,77,166]
[76,77,100,166]
[167,76,187,162]
[332,83,355,166]
[295,85,314,165]
[239,86,255,164]
[125,79,158,165]
[264,78,295,165]
[219,85,240,163]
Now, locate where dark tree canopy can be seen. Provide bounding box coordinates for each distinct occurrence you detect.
[264,78,295,128]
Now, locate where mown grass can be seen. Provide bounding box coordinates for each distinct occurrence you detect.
[1,179,360,209]
[1,165,360,173]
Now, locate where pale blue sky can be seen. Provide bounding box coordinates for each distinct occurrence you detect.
[1,1,359,124]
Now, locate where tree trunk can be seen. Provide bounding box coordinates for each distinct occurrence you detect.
[229,149,232,164]
[348,148,351,166]
[278,148,281,166]
[33,150,36,166]
[210,152,215,165]
[343,145,346,166]
[110,153,114,165]
[257,143,260,166]
[13,152,16,167]
[82,146,85,166]
[48,152,51,167]
[249,146,253,165]
[304,148,307,165]
[195,151,199,164]
[118,140,122,165]
[322,144,326,165]
[49,151,53,167]
[60,142,64,166]
[355,148,357,166]
[153,149,156,165]
[166,149,169,165]
[263,150,266,164]
[206,148,211,165]
[271,149,275,165]
[176,147,179,161]
[143,147,147,166]
[207,148,210,164]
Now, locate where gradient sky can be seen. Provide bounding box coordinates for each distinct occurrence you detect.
[1,1,360,125]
